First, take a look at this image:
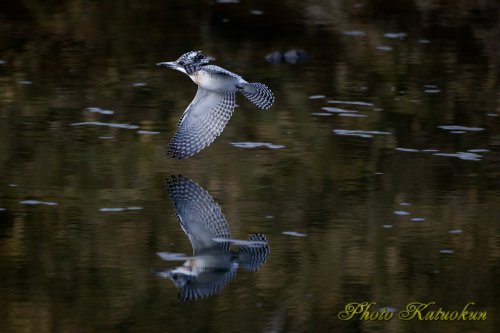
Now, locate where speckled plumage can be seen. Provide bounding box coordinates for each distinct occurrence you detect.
[157,51,274,159]
[159,175,270,302]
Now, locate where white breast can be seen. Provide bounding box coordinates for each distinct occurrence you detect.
[190,70,245,93]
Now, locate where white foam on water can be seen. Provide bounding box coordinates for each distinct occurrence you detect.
[20,200,58,206]
[339,113,367,117]
[384,32,407,39]
[157,252,192,261]
[327,100,374,107]
[282,231,307,237]
[342,30,366,36]
[438,125,484,132]
[395,147,420,152]
[322,107,358,113]
[71,121,139,129]
[433,152,482,161]
[99,206,143,212]
[137,130,160,135]
[87,107,114,115]
[333,129,391,138]
[231,142,285,149]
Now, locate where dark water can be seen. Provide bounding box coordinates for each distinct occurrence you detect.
[1,1,499,332]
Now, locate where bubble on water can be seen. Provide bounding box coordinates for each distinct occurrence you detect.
[19,80,33,85]
[394,210,410,216]
[422,149,440,152]
[311,113,332,116]
[231,142,285,149]
[282,231,307,237]
[439,249,454,254]
[487,113,498,117]
[99,136,114,140]
[0,60,6,64]
[20,200,58,206]
[410,217,426,222]
[399,202,411,206]
[382,224,394,229]
[419,39,431,44]
[448,229,463,234]
[132,82,147,87]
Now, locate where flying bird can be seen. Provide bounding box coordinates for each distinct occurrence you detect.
[157,51,274,159]
[157,175,270,302]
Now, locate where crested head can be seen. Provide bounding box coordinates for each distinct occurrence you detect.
[176,51,210,75]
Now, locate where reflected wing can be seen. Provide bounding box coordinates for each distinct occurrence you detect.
[165,175,231,253]
[178,268,237,302]
[237,234,270,271]
[168,87,236,159]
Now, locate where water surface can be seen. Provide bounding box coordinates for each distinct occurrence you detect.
[0,1,499,332]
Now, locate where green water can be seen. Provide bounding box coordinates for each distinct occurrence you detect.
[0,1,499,332]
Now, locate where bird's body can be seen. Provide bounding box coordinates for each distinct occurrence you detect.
[157,51,274,159]
[191,65,244,93]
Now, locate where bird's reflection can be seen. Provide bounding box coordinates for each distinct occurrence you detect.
[157,175,269,302]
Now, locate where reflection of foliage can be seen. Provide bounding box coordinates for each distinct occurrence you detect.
[0,1,499,332]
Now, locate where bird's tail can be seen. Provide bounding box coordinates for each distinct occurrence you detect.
[237,234,270,272]
[241,82,274,109]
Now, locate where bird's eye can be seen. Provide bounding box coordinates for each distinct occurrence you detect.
[178,60,184,66]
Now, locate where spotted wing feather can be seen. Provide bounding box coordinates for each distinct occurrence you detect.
[242,82,274,109]
[165,175,231,253]
[168,87,236,159]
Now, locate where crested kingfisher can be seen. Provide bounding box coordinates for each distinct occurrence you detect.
[157,51,274,159]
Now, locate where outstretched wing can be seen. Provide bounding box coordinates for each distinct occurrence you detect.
[168,87,236,159]
[165,175,231,254]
